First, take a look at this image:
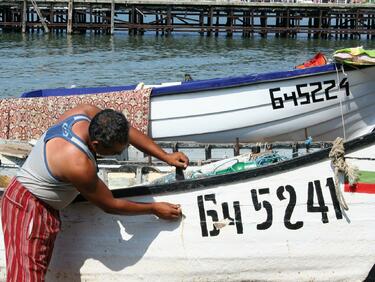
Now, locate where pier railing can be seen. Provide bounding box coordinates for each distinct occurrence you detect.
[1,0,374,37]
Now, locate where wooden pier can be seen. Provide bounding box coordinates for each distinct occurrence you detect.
[0,0,374,38]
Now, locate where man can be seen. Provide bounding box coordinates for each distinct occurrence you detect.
[1,104,189,281]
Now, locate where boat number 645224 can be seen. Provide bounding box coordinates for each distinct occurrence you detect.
[269,78,350,110]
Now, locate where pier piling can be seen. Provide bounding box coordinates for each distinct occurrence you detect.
[0,0,374,37]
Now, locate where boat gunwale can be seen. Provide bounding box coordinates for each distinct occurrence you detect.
[74,132,375,202]
[150,64,340,97]
[20,64,358,99]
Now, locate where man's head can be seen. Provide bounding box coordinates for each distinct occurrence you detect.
[88,109,129,156]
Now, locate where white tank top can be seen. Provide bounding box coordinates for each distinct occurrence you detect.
[17,115,96,210]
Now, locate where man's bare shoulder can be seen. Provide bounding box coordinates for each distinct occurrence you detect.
[58,104,102,122]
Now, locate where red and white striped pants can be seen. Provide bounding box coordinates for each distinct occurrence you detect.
[1,178,61,282]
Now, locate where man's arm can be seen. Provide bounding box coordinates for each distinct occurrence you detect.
[64,105,189,168]
[66,160,181,219]
[128,127,189,168]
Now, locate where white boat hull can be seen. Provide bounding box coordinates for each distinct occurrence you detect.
[1,134,374,281]
[21,64,375,143]
[150,65,375,142]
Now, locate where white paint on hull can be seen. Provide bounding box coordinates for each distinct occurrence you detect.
[1,142,373,281]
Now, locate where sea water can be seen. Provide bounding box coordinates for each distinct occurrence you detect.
[1,32,374,98]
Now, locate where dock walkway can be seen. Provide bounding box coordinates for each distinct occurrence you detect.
[1,0,374,37]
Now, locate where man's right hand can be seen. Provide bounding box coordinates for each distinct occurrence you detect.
[152,202,182,220]
[165,152,189,169]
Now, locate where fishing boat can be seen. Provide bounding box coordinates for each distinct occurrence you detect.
[0,132,374,281]
[21,63,375,143]
[0,139,320,189]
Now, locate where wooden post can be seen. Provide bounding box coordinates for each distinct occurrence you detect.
[318,9,322,38]
[350,12,354,39]
[296,13,301,38]
[30,9,34,33]
[136,167,143,183]
[89,5,92,34]
[251,9,254,36]
[321,10,326,39]
[133,6,138,35]
[260,11,267,38]
[234,138,240,157]
[175,167,185,181]
[366,14,370,39]
[292,142,299,158]
[355,10,360,39]
[308,17,312,38]
[29,8,34,33]
[286,8,290,38]
[161,9,165,36]
[110,0,115,35]
[49,4,54,33]
[128,6,133,35]
[207,6,213,36]
[335,13,338,39]
[139,9,144,35]
[166,6,171,36]
[67,0,73,34]
[243,10,249,37]
[275,11,279,38]
[327,11,331,39]
[246,10,250,38]
[313,11,319,39]
[83,8,87,34]
[215,10,219,37]
[58,9,62,33]
[205,145,212,161]
[199,10,204,36]
[156,11,159,35]
[21,0,27,33]
[172,142,178,153]
[226,8,233,37]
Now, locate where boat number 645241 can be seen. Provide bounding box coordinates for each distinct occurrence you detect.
[197,177,343,237]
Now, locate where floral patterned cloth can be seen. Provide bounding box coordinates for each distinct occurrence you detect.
[0,89,151,141]
[0,99,10,139]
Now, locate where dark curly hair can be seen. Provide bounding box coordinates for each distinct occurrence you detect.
[89,109,129,148]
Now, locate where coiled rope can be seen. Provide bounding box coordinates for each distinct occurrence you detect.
[328,137,359,211]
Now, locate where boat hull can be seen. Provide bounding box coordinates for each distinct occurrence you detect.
[150,65,375,142]
[1,135,374,281]
[21,64,375,143]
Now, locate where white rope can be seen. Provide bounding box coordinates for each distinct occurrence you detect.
[334,64,347,141]
[328,137,359,211]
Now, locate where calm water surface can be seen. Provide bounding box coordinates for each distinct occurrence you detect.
[1,32,374,98]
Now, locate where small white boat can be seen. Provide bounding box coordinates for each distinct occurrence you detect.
[22,64,375,143]
[1,132,374,281]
